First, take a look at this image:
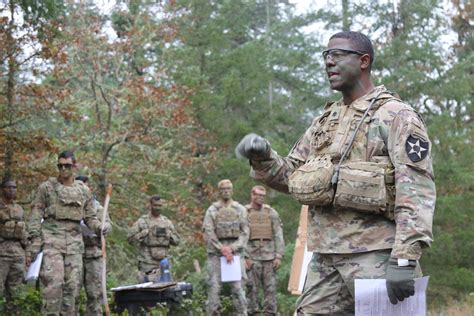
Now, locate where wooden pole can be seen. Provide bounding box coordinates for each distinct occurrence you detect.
[101,184,112,316]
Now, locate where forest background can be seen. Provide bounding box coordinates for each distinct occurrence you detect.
[0,0,472,314]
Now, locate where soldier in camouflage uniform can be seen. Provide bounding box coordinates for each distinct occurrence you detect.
[245,185,284,316]
[236,31,436,314]
[75,176,112,316]
[127,194,180,283]
[0,178,26,314]
[202,179,249,316]
[26,151,106,315]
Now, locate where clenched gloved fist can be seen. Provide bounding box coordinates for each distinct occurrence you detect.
[235,133,271,161]
[385,258,417,304]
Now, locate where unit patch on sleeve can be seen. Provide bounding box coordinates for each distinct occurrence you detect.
[405,135,429,162]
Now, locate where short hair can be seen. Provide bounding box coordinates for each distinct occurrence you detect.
[75,175,89,183]
[330,31,374,65]
[58,150,76,163]
[251,185,266,194]
[150,194,161,203]
[218,179,233,189]
[1,178,15,188]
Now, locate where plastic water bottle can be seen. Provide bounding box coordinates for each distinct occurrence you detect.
[159,258,172,283]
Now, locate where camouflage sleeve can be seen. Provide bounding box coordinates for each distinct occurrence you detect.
[387,109,436,260]
[127,217,147,245]
[168,220,180,246]
[83,190,101,234]
[230,206,249,253]
[250,126,312,193]
[270,208,285,259]
[27,183,47,258]
[202,206,223,252]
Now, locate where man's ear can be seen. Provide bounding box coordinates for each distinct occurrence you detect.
[360,54,371,70]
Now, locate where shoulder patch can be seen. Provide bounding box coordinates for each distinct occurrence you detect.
[405,134,429,162]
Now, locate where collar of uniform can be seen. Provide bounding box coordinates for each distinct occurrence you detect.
[349,85,389,112]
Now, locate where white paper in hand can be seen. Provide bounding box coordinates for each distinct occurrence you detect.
[220,255,242,282]
[25,251,43,282]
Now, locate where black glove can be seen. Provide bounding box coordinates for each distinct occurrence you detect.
[385,258,417,304]
[235,133,271,161]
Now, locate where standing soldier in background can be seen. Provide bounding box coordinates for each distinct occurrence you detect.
[202,179,249,316]
[127,194,180,283]
[0,178,26,314]
[236,31,435,314]
[245,185,284,316]
[26,151,107,315]
[75,175,112,316]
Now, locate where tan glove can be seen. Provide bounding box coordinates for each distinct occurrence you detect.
[273,258,282,270]
[245,258,254,270]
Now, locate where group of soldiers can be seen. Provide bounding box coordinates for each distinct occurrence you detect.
[202,180,285,315]
[0,151,113,315]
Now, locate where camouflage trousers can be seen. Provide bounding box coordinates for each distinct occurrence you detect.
[206,254,247,315]
[40,249,83,315]
[83,256,103,316]
[246,260,277,315]
[0,255,25,314]
[137,261,162,283]
[296,250,423,315]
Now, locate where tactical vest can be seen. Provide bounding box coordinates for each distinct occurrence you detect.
[215,203,241,239]
[146,226,171,247]
[248,205,273,241]
[0,202,26,240]
[289,91,397,217]
[43,178,86,222]
[143,216,171,260]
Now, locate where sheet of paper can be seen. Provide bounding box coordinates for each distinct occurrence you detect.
[220,255,242,282]
[298,244,314,293]
[25,251,43,282]
[355,276,429,316]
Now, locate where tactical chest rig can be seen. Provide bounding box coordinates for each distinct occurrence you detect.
[248,206,273,241]
[214,202,241,240]
[43,178,86,222]
[0,201,26,240]
[288,91,397,218]
[144,216,171,260]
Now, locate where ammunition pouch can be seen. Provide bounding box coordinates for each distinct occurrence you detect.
[0,220,25,240]
[288,154,335,205]
[149,246,167,261]
[334,161,395,220]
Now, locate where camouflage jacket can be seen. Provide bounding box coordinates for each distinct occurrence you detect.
[27,177,101,258]
[83,200,112,258]
[244,204,285,261]
[127,212,180,265]
[251,86,436,260]
[202,200,249,256]
[0,200,26,257]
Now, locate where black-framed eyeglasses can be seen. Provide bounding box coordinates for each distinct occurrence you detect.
[322,48,366,62]
[57,163,73,170]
